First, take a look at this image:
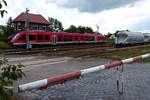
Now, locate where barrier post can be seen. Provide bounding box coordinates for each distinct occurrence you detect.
[116,65,124,95]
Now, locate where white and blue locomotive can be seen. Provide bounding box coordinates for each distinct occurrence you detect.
[115,30,150,47]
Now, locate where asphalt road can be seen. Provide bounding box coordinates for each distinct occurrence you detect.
[1,54,150,100]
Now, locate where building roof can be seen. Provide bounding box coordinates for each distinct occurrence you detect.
[13,12,50,25]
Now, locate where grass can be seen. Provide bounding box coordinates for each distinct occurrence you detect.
[0,41,10,49]
[0,41,10,54]
[0,50,2,54]
[106,39,114,44]
[102,47,150,62]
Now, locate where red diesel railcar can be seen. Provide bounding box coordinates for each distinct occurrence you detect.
[10,31,106,47]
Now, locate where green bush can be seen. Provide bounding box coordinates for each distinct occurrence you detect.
[0,26,14,42]
[0,58,25,100]
[0,41,10,49]
[107,39,114,43]
[0,50,2,54]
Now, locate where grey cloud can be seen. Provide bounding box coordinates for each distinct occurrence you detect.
[46,0,141,13]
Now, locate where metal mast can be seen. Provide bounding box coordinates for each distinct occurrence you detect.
[96,24,99,34]
[25,8,30,49]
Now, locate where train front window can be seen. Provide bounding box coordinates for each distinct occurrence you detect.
[18,34,25,40]
[12,32,21,41]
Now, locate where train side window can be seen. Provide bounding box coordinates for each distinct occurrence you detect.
[58,35,63,41]
[74,36,78,40]
[89,36,93,41]
[45,35,49,40]
[69,35,72,41]
[64,35,68,41]
[18,34,25,40]
[98,37,100,40]
[99,37,101,40]
[81,36,84,40]
[92,36,95,41]
[97,37,99,40]
[29,34,36,40]
[85,36,89,41]
[89,36,91,41]
[37,34,43,40]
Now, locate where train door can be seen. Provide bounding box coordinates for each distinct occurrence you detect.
[95,36,97,43]
[52,35,56,45]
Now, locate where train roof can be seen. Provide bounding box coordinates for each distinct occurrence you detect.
[20,31,104,36]
[117,31,143,36]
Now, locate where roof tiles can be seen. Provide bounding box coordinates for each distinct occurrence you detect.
[13,12,50,25]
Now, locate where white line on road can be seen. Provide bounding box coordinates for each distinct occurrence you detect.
[23,60,68,71]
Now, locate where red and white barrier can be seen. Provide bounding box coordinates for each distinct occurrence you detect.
[18,53,150,92]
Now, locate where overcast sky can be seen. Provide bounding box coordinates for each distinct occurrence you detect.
[0,0,150,34]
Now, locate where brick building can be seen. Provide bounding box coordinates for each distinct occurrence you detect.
[13,12,50,33]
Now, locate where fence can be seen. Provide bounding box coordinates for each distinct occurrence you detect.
[18,53,150,92]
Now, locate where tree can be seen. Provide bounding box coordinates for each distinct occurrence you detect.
[0,0,7,17]
[64,25,94,34]
[64,25,79,33]
[0,17,14,42]
[106,32,112,39]
[0,58,25,100]
[6,17,14,37]
[84,26,93,33]
[7,17,13,27]
[48,17,64,32]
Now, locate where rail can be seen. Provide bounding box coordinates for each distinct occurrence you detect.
[18,53,150,92]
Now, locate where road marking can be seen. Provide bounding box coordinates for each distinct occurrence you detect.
[23,57,73,66]
[23,60,68,71]
[8,56,38,62]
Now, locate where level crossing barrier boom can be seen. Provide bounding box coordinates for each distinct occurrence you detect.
[18,53,150,92]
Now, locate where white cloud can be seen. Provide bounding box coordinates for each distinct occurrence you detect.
[0,0,150,34]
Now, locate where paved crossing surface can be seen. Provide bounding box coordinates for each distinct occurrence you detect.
[1,55,150,100]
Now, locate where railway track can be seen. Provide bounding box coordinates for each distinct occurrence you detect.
[80,44,150,58]
[3,43,150,56]
[3,43,113,55]
[47,44,150,58]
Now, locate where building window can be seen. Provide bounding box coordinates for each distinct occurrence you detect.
[34,25,38,30]
[17,22,22,30]
[43,25,46,31]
